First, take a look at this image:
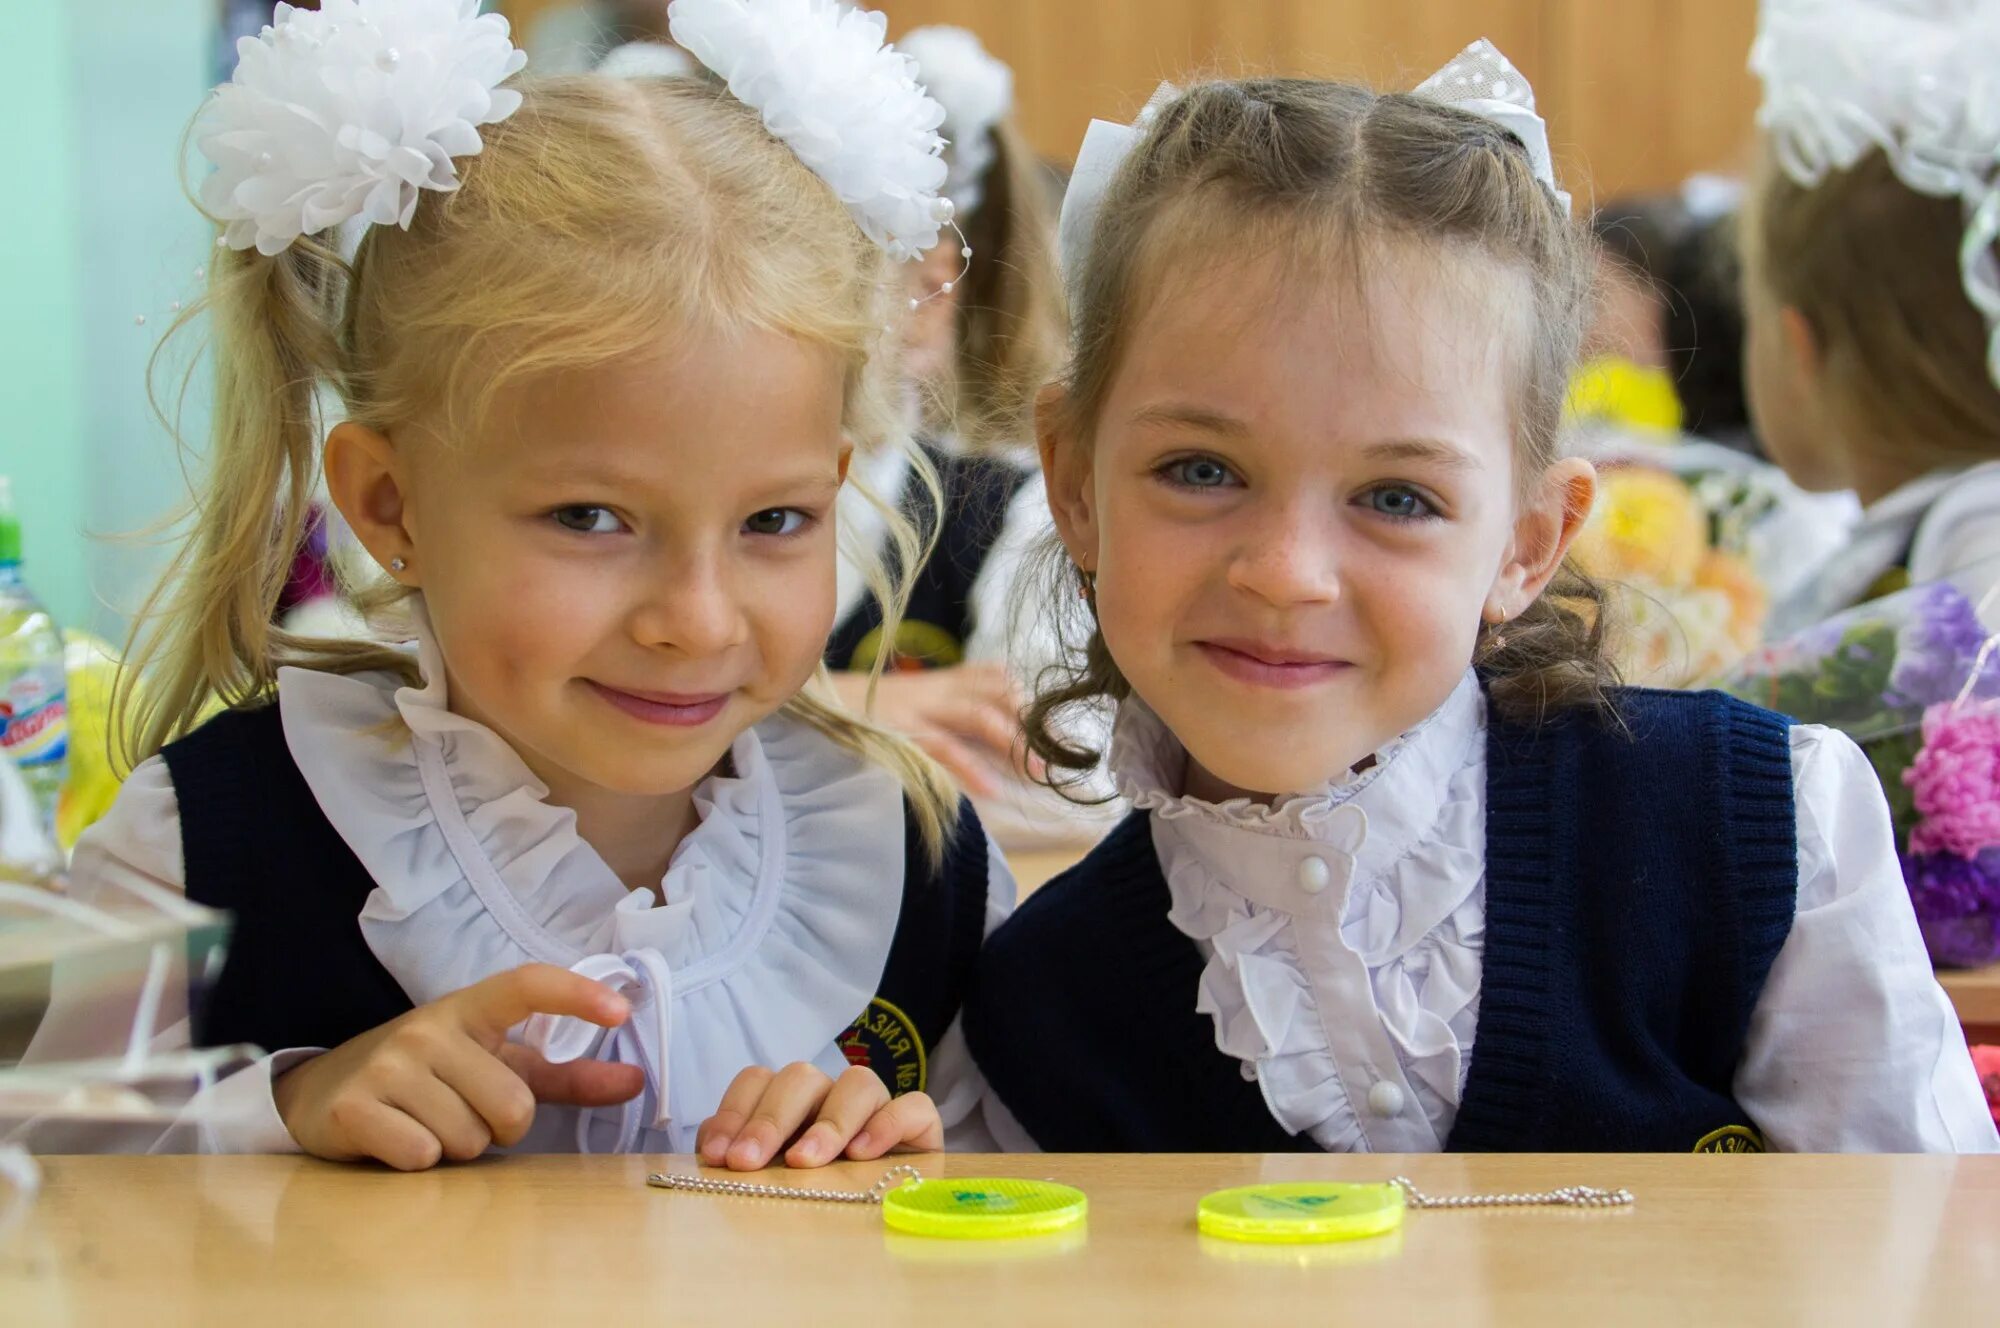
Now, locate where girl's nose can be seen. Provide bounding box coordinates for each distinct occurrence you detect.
[628,554,747,656]
[1226,507,1343,608]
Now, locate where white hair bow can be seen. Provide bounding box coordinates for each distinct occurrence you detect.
[1054,39,1568,280]
[198,0,527,257]
[668,0,955,262]
[1413,40,1571,215]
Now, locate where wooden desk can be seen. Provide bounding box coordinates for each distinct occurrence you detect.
[1941,963,2000,1039]
[7,1153,1997,1324]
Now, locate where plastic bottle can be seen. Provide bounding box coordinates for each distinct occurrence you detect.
[0,477,69,840]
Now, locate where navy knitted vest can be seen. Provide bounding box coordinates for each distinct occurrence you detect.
[162,704,989,1097]
[826,443,1031,671]
[964,689,1799,1152]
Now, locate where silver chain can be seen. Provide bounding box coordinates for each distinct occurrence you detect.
[646,1163,922,1205]
[646,1165,1631,1212]
[1390,1176,1634,1210]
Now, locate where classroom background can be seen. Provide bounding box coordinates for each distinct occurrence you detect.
[3,0,1761,644]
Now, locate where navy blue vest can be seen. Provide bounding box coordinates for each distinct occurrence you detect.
[964,689,1800,1152]
[161,704,988,1098]
[826,443,1031,672]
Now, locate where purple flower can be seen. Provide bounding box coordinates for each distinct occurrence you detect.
[1887,582,2000,710]
[1904,848,2000,968]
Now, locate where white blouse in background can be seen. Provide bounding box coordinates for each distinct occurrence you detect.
[45,611,1014,1155]
[1768,459,2000,637]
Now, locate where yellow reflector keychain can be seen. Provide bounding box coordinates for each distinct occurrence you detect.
[649,1166,1627,1246]
[1196,1175,1634,1245]
[649,1165,1087,1240]
[882,1176,1087,1240]
[1198,1182,1405,1244]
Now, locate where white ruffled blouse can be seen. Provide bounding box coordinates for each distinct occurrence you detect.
[52,616,1014,1155]
[1768,459,2000,637]
[1100,672,1998,1154]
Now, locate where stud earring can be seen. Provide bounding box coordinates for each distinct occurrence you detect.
[390,557,407,573]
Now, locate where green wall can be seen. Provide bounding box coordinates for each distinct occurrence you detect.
[0,0,215,642]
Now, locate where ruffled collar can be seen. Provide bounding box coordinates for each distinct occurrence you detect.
[272,603,906,1149]
[1107,671,1485,877]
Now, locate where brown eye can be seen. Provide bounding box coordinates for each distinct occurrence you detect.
[552,506,623,533]
[744,508,808,536]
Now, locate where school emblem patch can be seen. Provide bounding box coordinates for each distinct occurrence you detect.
[840,996,928,1096]
[1692,1124,1767,1153]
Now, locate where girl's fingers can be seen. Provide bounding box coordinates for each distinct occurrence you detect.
[494,1043,645,1108]
[697,1066,775,1164]
[333,1098,447,1172]
[450,963,631,1045]
[430,1038,540,1149]
[915,730,1001,797]
[385,1073,494,1164]
[725,1062,834,1171]
[845,1091,945,1160]
[785,1067,891,1168]
[936,697,1021,759]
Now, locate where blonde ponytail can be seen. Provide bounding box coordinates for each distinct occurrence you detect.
[118,237,354,767]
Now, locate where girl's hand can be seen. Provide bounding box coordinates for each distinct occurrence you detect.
[828,664,1038,797]
[272,963,645,1170]
[695,1063,944,1170]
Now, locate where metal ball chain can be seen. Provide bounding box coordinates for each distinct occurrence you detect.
[1390,1176,1635,1210]
[647,1163,922,1205]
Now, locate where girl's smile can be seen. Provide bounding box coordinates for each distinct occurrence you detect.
[583,680,733,728]
[1192,639,1355,690]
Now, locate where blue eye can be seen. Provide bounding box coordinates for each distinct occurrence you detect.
[1363,486,1435,520]
[1161,457,1238,489]
[551,506,625,534]
[745,508,809,537]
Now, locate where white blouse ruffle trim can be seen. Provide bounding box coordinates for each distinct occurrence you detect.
[1107,673,1488,1153]
[276,607,907,1153]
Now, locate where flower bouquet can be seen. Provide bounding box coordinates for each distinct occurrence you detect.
[1570,462,1772,686]
[1567,428,1859,686]
[1719,579,2000,968]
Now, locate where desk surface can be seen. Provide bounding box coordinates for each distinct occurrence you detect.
[1941,963,2000,1029]
[6,1153,1997,1325]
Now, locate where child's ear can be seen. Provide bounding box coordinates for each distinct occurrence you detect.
[324,422,417,583]
[1035,384,1100,573]
[1486,458,1596,624]
[1779,304,1822,388]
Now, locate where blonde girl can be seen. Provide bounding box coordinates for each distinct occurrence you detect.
[39,0,1013,1171]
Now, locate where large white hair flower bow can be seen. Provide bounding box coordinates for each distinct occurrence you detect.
[198,0,527,257]
[1752,0,2000,390]
[668,0,954,262]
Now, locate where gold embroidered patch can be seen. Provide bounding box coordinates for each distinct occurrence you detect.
[1693,1124,1767,1153]
[839,996,928,1096]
